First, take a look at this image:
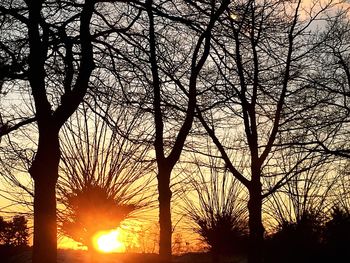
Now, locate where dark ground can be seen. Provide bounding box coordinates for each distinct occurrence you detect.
[3,248,246,263]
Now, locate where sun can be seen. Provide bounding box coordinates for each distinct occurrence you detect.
[92,229,125,253]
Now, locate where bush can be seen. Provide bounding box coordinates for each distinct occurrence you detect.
[0,215,29,262]
[323,206,350,261]
[195,212,248,256]
[0,215,29,247]
[265,212,323,263]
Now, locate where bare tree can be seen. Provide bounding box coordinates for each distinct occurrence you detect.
[194,1,339,262]
[147,1,230,259]
[99,0,230,259]
[304,9,350,158]
[330,161,350,212]
[0,1,96,262]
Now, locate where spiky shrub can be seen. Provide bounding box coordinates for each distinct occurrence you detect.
[181,152,249,257]
[57,108,155,250]
[60,184,136,250]
[194,211,248,255]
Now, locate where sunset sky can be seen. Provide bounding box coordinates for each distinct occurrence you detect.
[1,1,350,262]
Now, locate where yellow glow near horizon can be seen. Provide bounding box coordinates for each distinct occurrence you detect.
[92,229,125,253]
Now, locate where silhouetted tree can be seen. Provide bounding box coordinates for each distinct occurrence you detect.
[118,0,230,260]
[146,0,229,261]
[304,10,350,159]
[0,1,98,262]
[264,157,344,263]
[195,1,338,262]
[0,215,29,263]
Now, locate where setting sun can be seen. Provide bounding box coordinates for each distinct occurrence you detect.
[92,229,125,253]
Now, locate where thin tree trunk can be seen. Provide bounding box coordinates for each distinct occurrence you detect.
[157,165,172,262]
[247,183,264,263]
[30,129,60,263]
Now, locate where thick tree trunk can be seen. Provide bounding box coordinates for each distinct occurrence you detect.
[157,165,172,262]
[30,129,60,263]
[247,183,264,263]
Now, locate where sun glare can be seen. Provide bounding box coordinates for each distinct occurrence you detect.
[92,229,125,253]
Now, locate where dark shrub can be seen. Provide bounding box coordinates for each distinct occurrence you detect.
[195,212,249,256]
[0,215,30,262]
[0,216,29,247]
[323,206,350,261]
[265,212,323,263]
